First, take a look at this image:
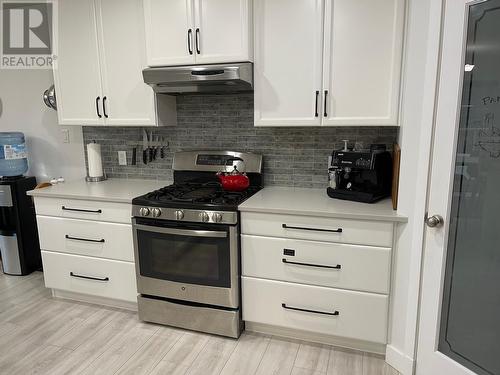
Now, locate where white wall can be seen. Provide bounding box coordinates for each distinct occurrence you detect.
[386,0,443,373]
[0,69,86,181]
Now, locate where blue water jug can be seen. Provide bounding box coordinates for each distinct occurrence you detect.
[0,132,29,177]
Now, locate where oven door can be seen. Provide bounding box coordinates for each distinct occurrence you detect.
[132,218,239,308]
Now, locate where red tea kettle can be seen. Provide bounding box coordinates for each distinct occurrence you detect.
[217,157,250,192]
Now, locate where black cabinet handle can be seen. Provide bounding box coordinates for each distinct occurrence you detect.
[195,28,201,54]
[70,272,109,282]
[103,96,108,118]
[282,224,342,233]
[65,235,105,243]
[315,91,319,117]
[282,258,341,270]
[96,97,102,118]
[282,303,339,316]
[324,90,328,117]
[62,206,102,214]
[187,29,193,55]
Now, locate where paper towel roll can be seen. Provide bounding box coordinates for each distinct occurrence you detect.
[87,142,104,178]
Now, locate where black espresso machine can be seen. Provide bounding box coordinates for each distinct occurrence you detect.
[327,143,393,203]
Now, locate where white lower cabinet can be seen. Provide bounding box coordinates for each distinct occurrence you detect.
[241,235,391,294]
[241,211,396,348]
[37,216,134,262]
[242,277,388,344]
[35,197,138,307]
[42,251,137,303]
[241,211,393,247]
[34,197,132,224]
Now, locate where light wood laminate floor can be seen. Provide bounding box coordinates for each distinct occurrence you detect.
[0,270,401,375]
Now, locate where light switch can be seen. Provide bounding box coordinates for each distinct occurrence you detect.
[61,128,70,143]
[118,151,127,166]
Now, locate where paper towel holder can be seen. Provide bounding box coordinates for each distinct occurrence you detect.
[86,141,107,183]
[86,174,107,183]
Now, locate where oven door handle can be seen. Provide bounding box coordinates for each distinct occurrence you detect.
[134,224,228,238]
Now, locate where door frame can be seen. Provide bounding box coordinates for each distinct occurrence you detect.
[415,0,490,374]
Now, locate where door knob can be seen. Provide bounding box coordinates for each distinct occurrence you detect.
[426,214,444,228]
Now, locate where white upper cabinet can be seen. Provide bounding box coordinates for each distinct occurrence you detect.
[143,0,195,66]
[254,0,324,126]
[144,0,253,66]
[97,0,156,125]
[54,0,164,126]
[193,0,253,64]
[254,0,405,127]
[322,0,404,126]
[53,0,103,126]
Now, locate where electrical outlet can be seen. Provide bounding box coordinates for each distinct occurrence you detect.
[61,128,70,143]
[118,151,127,166]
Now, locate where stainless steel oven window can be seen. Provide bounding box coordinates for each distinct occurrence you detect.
[132,218,240,309]
[134,222,231,287]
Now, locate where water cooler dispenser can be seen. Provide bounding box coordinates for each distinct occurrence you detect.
[0,177,41,275]
[0,132,41,275]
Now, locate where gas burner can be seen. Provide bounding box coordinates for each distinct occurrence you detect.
[142,183,260,207]
[132,151,263,221]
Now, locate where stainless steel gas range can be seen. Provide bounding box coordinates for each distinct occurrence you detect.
[132,151,262,338]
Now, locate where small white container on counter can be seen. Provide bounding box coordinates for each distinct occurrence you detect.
[86,142,107,182]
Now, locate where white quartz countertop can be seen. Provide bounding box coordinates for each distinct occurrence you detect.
[27,178,171,204]
[239,187,407,223]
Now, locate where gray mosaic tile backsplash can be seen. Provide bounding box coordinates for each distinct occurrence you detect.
[82,94,398,188]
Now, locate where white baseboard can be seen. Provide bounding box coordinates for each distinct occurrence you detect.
[385,344,415,375]
[245,322,387,355]
[52,289,138,311]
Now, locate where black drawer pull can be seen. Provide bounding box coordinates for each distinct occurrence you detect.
[195,28,201,54]
[96,96,102,118]
[282,258,341,270]
[102,96,109,118]
[65,235,105,243]
[70,272,109,282]
[282,303,339,316]
[282,224,342,233]
[324,90,328,117]
[314,91,319,117]
[187,29,193,55]
[62,206,102,214]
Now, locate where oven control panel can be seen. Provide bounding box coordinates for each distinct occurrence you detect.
[133,206,238,225]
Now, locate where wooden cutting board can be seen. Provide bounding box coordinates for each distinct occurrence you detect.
[392,143,401,210]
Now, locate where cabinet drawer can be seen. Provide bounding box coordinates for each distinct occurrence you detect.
[241,212,393,247]
[41,251,137,302]
[34,197,131,224]
[242,235,391,294]
[37,216,134,262]
[242,277,388,344]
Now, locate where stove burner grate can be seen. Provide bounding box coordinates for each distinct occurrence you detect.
[143,182,260,206]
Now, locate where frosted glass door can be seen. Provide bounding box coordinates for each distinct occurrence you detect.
[439,1,500,374]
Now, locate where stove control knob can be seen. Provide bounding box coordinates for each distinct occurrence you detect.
[199,211,210,223]
[151,208,162,218]
[213,212,223,223]
[139,207,150,217]
[174,210,184,220]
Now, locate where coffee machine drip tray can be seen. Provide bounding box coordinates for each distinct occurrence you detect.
[327,187,387,204]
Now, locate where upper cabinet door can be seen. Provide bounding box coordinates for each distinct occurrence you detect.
[193,0,252,64]
[254,0,324,126]
[322,0,404,126]
[144,0,195,66]
[97,0,156,126]
[53,0,104,126]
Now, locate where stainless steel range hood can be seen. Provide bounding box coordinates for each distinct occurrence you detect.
[143,62,253,94]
